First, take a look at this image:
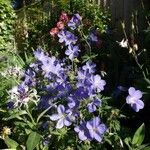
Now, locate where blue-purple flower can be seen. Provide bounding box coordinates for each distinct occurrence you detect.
[90,75,106,92]
[88,32,98,42]
[86,117,107,142]
[50,105,74,129]
[34,48,49,62]
[87,97,101,112]
[58,30,78,46]
[67,96,79,109]
[65,44,80,61]
[68,13,82,30]
[74,121,92,141]
[23,68,36,87]
[82,61,96,74]
[126,87,144,112]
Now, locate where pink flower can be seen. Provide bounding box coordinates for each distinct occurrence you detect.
[57,21,65,30]
[49,27,59,36]
[59,11,69,23]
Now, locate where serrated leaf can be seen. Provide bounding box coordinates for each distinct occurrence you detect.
[26,131,41,150]
[4,137,19,148]
[132,123,145,146]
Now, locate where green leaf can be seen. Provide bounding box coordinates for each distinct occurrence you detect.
[135,144,150,150]
[142,146,150,150]
[4,137,19,148]
[132,123,145,146]
[36,106,51,123]
[124,137,132,150]
[4,110,27,121]
[26,131,41,150]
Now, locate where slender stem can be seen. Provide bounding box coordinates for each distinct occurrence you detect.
[26,107,36,125]
[121,22,147,79]
[36,145,40,150]
[36,106,52,123]
[120,103,126,111]
[140,0,150,26]
[78,27,92,56]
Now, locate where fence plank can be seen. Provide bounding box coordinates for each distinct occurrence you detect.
[94,0,147,34]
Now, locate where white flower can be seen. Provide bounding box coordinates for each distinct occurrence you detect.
[117,38,128,48]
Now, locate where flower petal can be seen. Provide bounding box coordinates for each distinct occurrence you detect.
[134,90,142,99]
[88,129,94,139]
[126,96,132,104]
[97,124,107,134]
[93,117,100,127]
[93,132,102,142]
[128,87,135,95]
[87,103,96,112]
[132,100,144,112]
[50,114,61,121]
[65,49,72,55]
[86,121,93,130]
[57,105,65,114]
[64,117,72,126]
[74,126,80,133]
[78,131,87,141]
[56,118,64,129]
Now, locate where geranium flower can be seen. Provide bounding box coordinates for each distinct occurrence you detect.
[49,27,59,36]
[57,21,64,30]
[74,121,92,141]
[88,32,98,42]
[58,30,78,46]
[50,105,74,129]
[67,96,79,109]
[68,13,82,30]
[82,61,96,74]
[65,44,80,61]
[87,97,101,112]
[86,117,106,142]
[90,75,106,92]
[59,11,69,23]
[126,87,144,112]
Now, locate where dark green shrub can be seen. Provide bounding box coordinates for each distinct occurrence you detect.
[0,0,16,51]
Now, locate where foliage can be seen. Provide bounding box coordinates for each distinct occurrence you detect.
[0,0,16,51]
[0,1,150,149]
[0,12,149,150]
[53,0,110,33]
[13,0,110,54]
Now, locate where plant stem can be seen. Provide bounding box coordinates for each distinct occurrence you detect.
[120,103,126,111]
[121,21,147,79]
[78,27,92,57]
[26,107,36,125]
[140,0,150,26]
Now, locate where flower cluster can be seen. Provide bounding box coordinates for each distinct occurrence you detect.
[50,12,69,36]
[7,46,107,142]
[7,12,145,147]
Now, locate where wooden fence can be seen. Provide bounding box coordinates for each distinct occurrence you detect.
[92,0,149,35]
